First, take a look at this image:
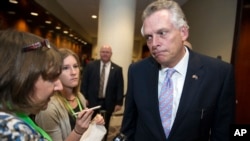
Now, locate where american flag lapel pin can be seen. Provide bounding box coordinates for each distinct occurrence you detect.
[192,74,198,80]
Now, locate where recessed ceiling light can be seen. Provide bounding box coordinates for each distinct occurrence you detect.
[30,12,38,16]
[9,0,18,4]
[55,26,61,30]
[45,20,52,24]
[63,30,69,34]
[91,15,97,19]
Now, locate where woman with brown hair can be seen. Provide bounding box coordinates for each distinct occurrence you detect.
[0,29,63,141]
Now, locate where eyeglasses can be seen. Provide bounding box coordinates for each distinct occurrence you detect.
[22,39,51,52]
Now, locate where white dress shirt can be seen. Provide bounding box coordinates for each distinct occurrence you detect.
[158,47,189,129]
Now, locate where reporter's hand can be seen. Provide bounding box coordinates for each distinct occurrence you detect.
[93,114,105,125]
[74,109,93,134]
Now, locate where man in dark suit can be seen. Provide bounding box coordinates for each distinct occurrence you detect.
[120,1,235,141]
[81,45,124,141]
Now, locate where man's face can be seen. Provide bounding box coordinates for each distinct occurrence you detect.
[142,9,188,68]
[100,46,112,63]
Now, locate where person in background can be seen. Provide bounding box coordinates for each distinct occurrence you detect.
[81,45,124,141]
[36,48,105,141]
[121,0,235,141]
[0,29,63,141]
[80,53,89,78]
[81,54,89,69]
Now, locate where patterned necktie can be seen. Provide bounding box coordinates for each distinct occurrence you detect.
[98,63,106,98]
[159,68,176,138]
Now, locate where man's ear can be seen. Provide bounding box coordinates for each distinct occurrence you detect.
[180,26,189,40]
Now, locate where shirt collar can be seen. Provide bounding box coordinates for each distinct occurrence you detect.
[174,47,189,76]
[101,61,111,67]
[160,47,189,76]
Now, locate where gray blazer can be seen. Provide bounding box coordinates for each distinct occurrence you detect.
[35,93,87,141]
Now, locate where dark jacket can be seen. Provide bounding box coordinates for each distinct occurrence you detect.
[81,60,124,114]
[121,50,235,141]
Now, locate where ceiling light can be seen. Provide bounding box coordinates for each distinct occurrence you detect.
[63,30,69,34]
[45,20,52,24]
[55,26,61,30]
[9,0,18,4]
[91,15,97,19]
[30,12,38,16]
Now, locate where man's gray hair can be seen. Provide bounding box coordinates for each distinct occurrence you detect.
[141,0,189,35]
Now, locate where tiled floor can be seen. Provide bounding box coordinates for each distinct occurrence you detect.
[107,115,123,140]
[107,109,124,141]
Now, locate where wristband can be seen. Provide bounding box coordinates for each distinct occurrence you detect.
[73,128,82,135]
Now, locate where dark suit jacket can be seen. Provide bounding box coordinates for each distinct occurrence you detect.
[81,60,124,114]
[121,50,235,141]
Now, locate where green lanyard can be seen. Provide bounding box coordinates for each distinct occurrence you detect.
[16,113,52,141]
[65,97,83,118]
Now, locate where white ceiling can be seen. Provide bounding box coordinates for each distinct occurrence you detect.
[55,0,188,42]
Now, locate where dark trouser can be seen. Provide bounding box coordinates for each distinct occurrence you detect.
[94,98,112,141]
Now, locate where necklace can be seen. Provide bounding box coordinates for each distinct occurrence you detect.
[65,97,83,118]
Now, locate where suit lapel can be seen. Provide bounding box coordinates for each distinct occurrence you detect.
[147,57,168,138]
[170,52,205,135]
[96,61,101,80]
[107,62,115,85]
[149,57,161,115]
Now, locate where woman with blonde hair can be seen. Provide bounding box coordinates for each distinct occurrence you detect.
[36,48,105,141]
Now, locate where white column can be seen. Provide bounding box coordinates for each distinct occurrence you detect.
[97,0,136,94]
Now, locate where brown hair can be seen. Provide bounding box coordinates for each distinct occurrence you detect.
[0,29,62,113]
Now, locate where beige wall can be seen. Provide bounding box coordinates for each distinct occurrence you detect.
[36,0,238,63]
[182,0,237,63]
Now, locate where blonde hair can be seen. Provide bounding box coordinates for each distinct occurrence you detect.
[55,48,85,114]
